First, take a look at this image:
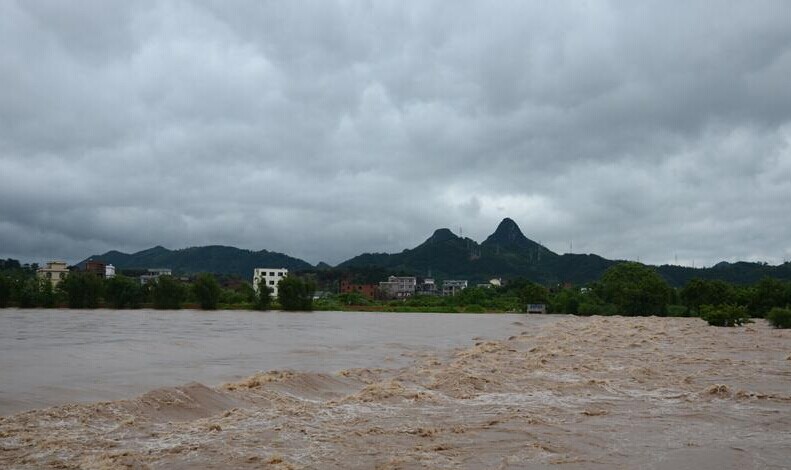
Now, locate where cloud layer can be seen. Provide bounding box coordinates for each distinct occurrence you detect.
[2,1,790,266]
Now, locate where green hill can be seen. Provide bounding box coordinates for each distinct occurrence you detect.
[79,219,791,287]
[80,245,313,280]
[338,218,791,287]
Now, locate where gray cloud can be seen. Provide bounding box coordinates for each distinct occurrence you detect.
[1,0,790,267]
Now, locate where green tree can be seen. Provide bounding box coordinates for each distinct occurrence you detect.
[748,277,788,317]
[551,289,581,314]
[700,304,751,327]
[193,273,221,310]
[517,282,549,312]
[151,276,186,310]
[17,278,39,308]
[104,275,143,309]
[254,277,273,310]
[680,279,734,314]
[59,272,103,309]
[278,276,315,311]
[37,279,56,308]
[0,274,12,307]
[597,262,671,316]
[457,287,489,306]
[766,307,791,329]
[238,282,256,303]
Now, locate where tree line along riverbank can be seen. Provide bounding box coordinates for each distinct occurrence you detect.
[1,261,790,328]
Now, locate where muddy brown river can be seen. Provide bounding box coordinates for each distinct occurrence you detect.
[0,311,789,468]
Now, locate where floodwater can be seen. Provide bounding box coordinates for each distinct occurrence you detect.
[0,309,555,415]
[1,311,789,469]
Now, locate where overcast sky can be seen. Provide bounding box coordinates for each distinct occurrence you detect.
[1,1,790,267]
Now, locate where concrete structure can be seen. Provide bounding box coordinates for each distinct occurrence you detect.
[477,278,503,289]
[339,280,377,298]
[253,268,288,297]
[105,264,116,279]
[442,280,468,296]
[140,268,172,285]
[84,260,106,277]
[527,303,547,314]
[417,278,438,295]
[379,276,417,299]
[37,261,69,287]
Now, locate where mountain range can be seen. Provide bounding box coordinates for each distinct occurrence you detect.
[81,218,791,287]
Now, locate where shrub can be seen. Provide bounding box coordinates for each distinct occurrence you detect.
[666,304,690,317]
[464,304,486,313]
[578,302,618,316]
[766,307,791,329]
[192,273,221,310]
[700,304,751,327]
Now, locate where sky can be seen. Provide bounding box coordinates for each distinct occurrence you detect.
[1,1,790,267]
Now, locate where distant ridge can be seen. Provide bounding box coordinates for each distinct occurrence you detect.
[337,218,791,286]
[80,219,791,286]
[80,245,313,280]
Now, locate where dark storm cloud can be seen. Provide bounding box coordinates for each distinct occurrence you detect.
[1,0,790,266]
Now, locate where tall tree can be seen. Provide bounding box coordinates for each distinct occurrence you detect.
[0,274,12,308]
[597,262,671,316]
[59,272,103,309]
[278,276,315,311]
[104,275,143,309]
[151,276,186,310]
[193,273,221,310]
[254,278,272,310]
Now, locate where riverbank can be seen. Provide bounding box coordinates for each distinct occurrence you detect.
[1,315,789,468]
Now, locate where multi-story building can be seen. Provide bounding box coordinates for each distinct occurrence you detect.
[416,278,438,295]
[442,280,468,296]
[140,268,172,285]
[37,261,70,287]
[84,260,106,277]
[379,276,417,299]
[253,268,288,297]
[339,280,378,298]
[105,264,116,279]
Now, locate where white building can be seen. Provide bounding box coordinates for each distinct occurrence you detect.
[140,268,172,285]
[253,268,288,297]
[105,264,116,279]
[442,280,468,296]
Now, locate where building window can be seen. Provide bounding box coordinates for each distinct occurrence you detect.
[269,280,275,285]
